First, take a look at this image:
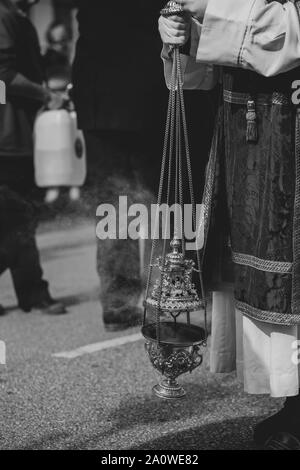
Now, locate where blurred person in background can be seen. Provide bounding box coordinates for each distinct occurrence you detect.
[0,0,66,315]
[72,0,215,331]
[43,21,80,204]
[43,20,71,91]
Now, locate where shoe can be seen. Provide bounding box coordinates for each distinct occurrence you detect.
[21,299,67,315]
[253,408,290,446]
[45,188,60,204]
[104,306,142,332]
[265,432,300,450]
[0,305,5,316]
[36,299,67,315]
[69,187,81,201]
[254,395,300,446]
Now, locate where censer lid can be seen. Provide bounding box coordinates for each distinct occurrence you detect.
[166,238,185,270]
[160,1,184,17]
[146,238,202,314]
[146,285,202,313]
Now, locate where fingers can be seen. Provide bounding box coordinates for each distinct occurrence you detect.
[163,18,187,30]
[168,15,186,24]
[158,15,190,46]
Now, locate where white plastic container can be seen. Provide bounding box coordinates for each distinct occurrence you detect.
[34,109,86,188]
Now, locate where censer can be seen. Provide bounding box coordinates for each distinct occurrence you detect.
[142,1,208,400]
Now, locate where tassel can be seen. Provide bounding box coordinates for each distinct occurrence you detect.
[246,99,258,143]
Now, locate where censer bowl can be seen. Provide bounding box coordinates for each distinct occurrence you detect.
[142,322,206,400]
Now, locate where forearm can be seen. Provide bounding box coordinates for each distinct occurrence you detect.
[7,73,49,103]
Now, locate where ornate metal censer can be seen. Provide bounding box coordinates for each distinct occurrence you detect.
[141,1,208,400]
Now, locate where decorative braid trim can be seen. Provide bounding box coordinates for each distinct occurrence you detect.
[232,252,292,274]
[236,300,300,326]
[223,90,289,107]
[292,109,300,315]
[291,3,300,319]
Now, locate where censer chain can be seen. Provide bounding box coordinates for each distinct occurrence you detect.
[143,52,178,340]
[144,45,208,343]
[176,49,208,341]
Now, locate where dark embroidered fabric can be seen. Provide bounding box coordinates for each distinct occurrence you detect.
[205,66,300,324]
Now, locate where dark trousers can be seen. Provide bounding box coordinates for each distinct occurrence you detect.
[0,157,50,310]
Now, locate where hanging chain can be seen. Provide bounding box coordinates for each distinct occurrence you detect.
[176,48,208,341]
[143,53,178,342]
[144,42,208,343]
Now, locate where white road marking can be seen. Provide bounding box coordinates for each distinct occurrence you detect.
[0,341,6,365]
[52,333,143,359]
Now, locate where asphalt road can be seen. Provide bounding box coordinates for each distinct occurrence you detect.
[0,221,283,450]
